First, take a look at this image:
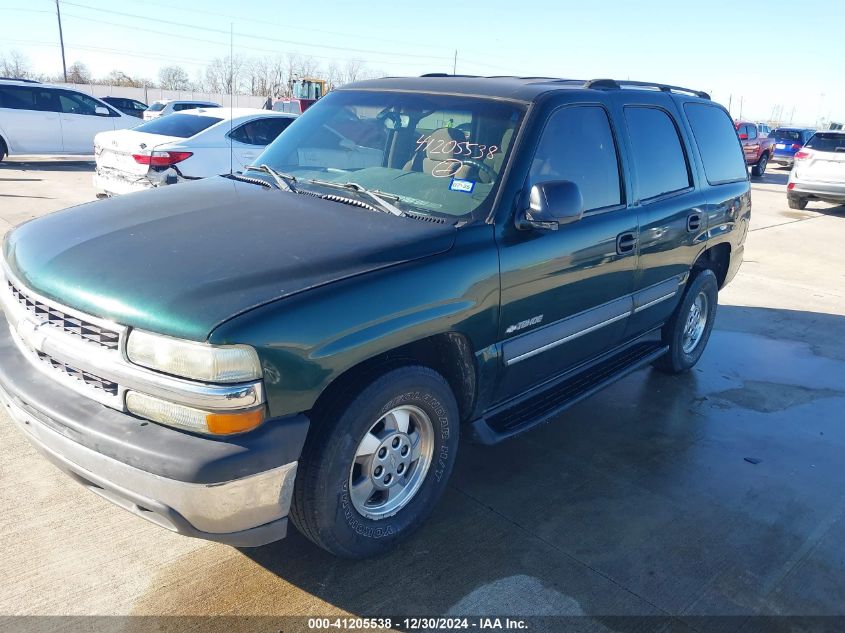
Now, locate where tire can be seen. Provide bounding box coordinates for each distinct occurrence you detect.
[751,153,768,177]
[290,365,460,558]
[654,268,718,374]
[0,137,7,163]
[787,194,808,210]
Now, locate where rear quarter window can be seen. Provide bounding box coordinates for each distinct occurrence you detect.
[132,114,223,138]
[684,104,748,185]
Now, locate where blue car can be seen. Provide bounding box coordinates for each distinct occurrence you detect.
[771,127,816,168]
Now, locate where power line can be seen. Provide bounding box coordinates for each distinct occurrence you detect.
[56,11,448,69]
[55,0,452,63]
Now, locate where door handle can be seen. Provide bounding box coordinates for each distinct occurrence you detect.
[687,213,702,232]
[616,232,637,255]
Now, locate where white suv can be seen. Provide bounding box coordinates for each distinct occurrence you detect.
[142,99,221,121]
[787,130,845,209]
[0,79,138,160]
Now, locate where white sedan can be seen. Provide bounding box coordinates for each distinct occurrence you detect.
[93,108,297,196]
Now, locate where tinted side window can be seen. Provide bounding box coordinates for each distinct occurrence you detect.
[230,117,294,146]
[528,105,622,211]
[0,86,59,112]
[58,91,104,116]
[747,125,758,140]
[624,106,691,200]
[684,104,748,184]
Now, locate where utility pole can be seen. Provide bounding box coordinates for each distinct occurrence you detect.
[739,96,744,119]
[453,50,457,75]
[728,94,732,116]
[55,0,67,82]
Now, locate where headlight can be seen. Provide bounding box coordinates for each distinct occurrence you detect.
[126,329,262,383]
[126,391,264,435]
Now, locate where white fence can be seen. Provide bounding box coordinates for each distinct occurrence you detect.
[56,83,267,109]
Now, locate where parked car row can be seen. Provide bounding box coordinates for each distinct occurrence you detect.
[0,78,232,162]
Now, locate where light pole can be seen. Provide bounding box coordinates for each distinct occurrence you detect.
[55,0,67,82]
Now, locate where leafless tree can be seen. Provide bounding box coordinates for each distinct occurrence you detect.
[342,59,365,84]
[66,61,92,84]
[204,55,246,94]
[158,65,190,91]
[101,69,148,88]
[0,49,33,79]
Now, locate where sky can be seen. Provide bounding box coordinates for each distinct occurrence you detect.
[1,0,843,126]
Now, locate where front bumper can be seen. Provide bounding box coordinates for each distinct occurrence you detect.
[0,313,309,547]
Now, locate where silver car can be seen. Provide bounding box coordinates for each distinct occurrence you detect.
[787,130,845,210]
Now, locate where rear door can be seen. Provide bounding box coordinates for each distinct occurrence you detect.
[495,100,638,401]
[228,117,295,169]
[57,90,118,153]
[0,85,63,153]
[615,96,708,338]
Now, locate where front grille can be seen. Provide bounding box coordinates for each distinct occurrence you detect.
[35,350,119,396]
[7,281,120,350]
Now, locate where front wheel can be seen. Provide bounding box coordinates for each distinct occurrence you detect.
[654,269,718,374]
[290,366,459,558]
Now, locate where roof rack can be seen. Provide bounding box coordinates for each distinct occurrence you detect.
[584,79,710,100]
[0,76,41,84]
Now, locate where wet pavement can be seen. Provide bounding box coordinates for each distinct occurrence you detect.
[1,160,844,630]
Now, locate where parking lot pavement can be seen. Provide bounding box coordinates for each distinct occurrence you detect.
[1,160,844,629]
[0,157,96,236]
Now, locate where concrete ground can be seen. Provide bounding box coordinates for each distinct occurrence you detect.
[0,158,844,631]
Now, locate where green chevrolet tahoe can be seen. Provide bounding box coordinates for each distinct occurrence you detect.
[0,76,750,558]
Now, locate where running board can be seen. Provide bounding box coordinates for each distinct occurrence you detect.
[471,342,669,444]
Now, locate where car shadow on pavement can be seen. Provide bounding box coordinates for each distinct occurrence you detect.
[234,305,845,623]
[0,159,94,172]
[752,171,788,186]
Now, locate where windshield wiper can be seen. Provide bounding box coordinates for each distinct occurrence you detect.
[305,179,403,216]
[244,164,298,192]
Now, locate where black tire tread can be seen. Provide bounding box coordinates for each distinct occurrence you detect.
[654,268,718,374]
[290,365,456,557]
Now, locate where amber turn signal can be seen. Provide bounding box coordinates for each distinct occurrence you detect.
[205,408,265,435]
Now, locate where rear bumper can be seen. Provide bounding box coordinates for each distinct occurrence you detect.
[94,171,155,196]
[0,313,309,547]
[772,153,795,166]
[789,179,845,201]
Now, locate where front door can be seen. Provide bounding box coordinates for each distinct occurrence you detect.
[57,90,116,154]
[495,103,638,402]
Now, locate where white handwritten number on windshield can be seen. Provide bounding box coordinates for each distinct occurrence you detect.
[415,134,499,178]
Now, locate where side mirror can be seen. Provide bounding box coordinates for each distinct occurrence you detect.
[738,133,749,140]
[517,181,584,231]
[95,106,110,116]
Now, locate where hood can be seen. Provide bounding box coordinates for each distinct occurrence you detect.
[4,177,456,340]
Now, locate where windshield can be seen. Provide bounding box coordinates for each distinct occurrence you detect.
[132,114,223,138]
[805,132,845,153]
[148,101,166,112]
[255,89,525,221]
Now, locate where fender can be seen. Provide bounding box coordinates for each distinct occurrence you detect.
[209,224,501,418]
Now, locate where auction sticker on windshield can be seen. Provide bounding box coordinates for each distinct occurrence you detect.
[449,178,475,193]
